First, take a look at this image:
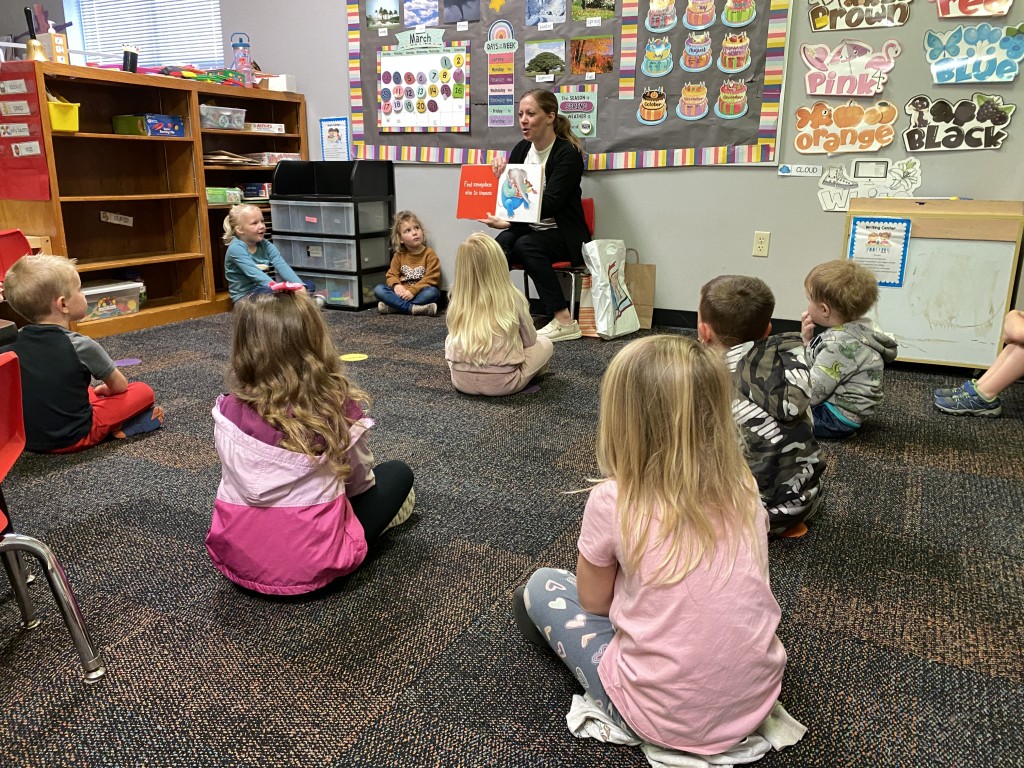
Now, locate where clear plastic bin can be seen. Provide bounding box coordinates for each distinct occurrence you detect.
[357,237,391,270]
[273,235,357,272]
[270,200,390,236]
[293,269,386,308]
[81,280,144,321]
[199,104,246,130]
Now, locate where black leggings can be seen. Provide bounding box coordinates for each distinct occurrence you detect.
[349,460,414,543]
[497,225,578,315]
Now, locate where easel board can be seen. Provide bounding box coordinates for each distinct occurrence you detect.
[844,199,1024,369]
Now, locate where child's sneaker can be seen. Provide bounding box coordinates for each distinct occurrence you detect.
[934,380,1002,417]
[934,379,973,398]
[411,303,438,317]
[378,301,399,315]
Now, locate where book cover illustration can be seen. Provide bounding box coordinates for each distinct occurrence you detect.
[496,163,545,223]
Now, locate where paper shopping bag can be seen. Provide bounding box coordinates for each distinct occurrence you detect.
[624,249,656,331]
[577,273,598,338]
[581,239,640,340]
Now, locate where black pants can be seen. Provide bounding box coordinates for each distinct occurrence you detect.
[348,460,414,542]
[497,226,579,315]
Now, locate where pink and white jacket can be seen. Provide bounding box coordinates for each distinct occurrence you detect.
[206,395,375,595]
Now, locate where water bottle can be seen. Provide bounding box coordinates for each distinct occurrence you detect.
[230,33,253,86]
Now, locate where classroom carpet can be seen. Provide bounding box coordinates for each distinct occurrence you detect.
[1,310,1021,768]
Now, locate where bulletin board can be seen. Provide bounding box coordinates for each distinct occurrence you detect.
[347,0,793,170]
[845,199,1024,369]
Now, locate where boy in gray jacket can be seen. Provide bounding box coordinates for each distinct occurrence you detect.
[801,259,898,439]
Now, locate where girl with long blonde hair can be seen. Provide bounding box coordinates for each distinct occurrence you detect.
[445,232,553,396]
[514,335,801,758]
[206,287,414,595]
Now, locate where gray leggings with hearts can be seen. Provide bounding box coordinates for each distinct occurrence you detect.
[522,566,633,732]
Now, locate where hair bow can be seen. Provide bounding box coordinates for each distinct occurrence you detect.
[269,281,304,293]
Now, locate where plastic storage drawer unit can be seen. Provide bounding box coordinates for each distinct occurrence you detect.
[293,269,387,308]
[273,235,357,272]
[271,200,391,237]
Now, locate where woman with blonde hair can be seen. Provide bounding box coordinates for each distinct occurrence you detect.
[513,335,803,760]
[445,232,553,396]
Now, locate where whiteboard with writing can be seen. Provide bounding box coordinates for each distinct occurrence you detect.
[866,237,1016,368]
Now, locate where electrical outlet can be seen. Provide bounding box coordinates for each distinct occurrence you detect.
[752,231,770,257]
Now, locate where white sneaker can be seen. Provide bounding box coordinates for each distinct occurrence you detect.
[543,320,582,342]
[536,319,560,336]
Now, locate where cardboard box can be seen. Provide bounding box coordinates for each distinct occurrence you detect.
[81,280,144,321]
[206,187,243,205]
[240,182,272,200]
[112,114,185,137]
[244,122,285,133]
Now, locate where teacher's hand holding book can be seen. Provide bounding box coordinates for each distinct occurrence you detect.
[480,214,510,230]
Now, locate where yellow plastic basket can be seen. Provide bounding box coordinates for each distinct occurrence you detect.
[47,101,80,132]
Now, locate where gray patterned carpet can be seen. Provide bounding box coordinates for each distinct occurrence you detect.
[1,310,1021,767]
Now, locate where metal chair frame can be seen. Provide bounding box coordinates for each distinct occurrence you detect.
[0,351,105,682]
[515,197,595,319]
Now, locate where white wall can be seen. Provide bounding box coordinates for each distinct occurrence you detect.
[220,1,1024,321]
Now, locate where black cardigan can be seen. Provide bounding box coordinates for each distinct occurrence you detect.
[508,136,590,264]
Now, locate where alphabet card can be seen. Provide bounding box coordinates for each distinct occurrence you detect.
[925,23,1024,84]
[794,100,899,154]
[903,92,1015,151]
[801,39,902,96]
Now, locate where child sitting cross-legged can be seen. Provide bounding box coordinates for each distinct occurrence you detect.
[513,336,805,762]
[1,255,163,453]
[801,259,898,439]
[374,210,441,316]
[698,275,825,538]
[206,286,415,595]
[223,204,322,306]
[444,233,553,396]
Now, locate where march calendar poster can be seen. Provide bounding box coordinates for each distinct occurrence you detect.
[378,29,471,132]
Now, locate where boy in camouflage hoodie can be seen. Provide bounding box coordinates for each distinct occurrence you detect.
[801,260,898,439]
[699,276,825,538]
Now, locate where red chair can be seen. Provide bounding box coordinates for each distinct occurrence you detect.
[513,197,595,318]
[0,351,106,682]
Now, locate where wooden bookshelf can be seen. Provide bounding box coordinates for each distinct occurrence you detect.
[0,61,307,338]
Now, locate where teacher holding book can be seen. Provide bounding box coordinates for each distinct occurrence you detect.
[483,89,589,343]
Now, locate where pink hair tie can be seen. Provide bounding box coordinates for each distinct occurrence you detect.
[269,281,304,293]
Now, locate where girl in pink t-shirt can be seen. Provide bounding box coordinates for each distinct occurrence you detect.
[514,335,800,758]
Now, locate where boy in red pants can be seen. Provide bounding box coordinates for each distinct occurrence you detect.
[2,255,163,452]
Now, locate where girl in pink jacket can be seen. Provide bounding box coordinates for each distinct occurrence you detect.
[206,286,414,595]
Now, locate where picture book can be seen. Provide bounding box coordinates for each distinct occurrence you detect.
[455,163,545,223]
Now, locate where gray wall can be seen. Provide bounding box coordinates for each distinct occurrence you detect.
[221,1,1024,320]
[0,2,65,48]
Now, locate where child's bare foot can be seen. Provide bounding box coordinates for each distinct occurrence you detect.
[114,406,165,439]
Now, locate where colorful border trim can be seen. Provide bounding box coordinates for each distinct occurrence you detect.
[348,0,790,169]
[617,0,640,100]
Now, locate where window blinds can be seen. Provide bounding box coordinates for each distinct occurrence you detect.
[76,0,224,68]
